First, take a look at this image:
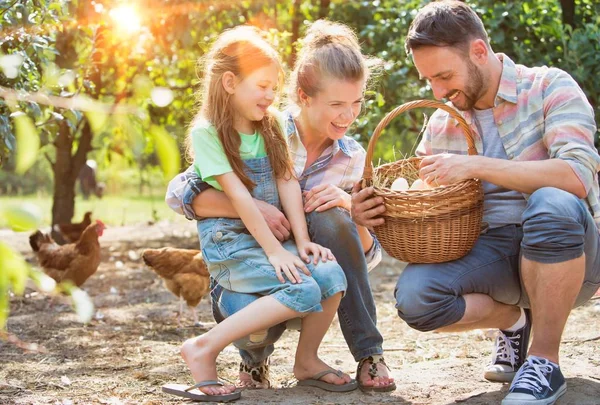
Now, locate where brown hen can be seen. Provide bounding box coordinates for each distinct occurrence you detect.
[29,220,105,287]
[142,247,210,327]
[54,211,93,243]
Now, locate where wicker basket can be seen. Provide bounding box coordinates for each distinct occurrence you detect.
[362,100,484,264]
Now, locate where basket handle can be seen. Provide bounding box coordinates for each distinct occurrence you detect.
[363,99,477,186]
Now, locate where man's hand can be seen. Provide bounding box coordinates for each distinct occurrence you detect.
[419,153,474,186]
[351,182,386,227]
[256,200,291,242]
[303,184,351,213]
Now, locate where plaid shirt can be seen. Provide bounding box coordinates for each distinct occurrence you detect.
[416,53,600,230]
[284,112,367,192]
[166,110,382,270]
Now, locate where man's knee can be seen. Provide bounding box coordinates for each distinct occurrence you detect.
[523,187,585,224]
[394,266,463,332]
[522,187,587,263]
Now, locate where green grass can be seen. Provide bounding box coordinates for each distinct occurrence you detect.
[0,194,190,228]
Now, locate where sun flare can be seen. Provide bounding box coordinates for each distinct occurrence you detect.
[109,5,142,34]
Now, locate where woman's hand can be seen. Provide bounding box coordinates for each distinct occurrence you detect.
[296,240,336,265]
[255,200,291,242]
[303,184,351,213]
[268,248,311,284]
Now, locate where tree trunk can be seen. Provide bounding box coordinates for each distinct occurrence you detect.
[51,120,93,243]
[318,0,331,19]
[560,0,575,28]
[289,0,302,67]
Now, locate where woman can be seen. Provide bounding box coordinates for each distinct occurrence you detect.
[166,20,395,393]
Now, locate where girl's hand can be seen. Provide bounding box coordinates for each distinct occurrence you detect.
[296,241,336,265]
[303,184,351,213]
[268,248,311,284]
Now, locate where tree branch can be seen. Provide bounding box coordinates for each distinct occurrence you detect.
[0,0,19,18]
[0,86,141,114]
[44,152,55,168]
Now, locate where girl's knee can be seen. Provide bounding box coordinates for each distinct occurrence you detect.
[288,278,322,311]
[310,261,347,292]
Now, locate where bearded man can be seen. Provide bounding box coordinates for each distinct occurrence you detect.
[352,1,600,404]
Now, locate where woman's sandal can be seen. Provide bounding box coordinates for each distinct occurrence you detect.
[163,380,241,402]
[239,357,271,389]
[356,355,397,392]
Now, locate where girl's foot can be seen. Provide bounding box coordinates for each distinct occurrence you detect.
[180,336,236,396]
[293,357,352,386]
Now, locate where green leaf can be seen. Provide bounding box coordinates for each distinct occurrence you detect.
[150,125,180,179]
[1,203,43,232]
[84,110,109,135]
[11,111,40,174]
[0,242,30,330]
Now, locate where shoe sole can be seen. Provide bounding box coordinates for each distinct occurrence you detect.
[501,382,567,405]
[484,370,516,383]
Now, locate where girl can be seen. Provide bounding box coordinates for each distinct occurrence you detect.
[162,26,353,402]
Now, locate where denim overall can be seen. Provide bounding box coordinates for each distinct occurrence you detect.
[197,156,347,314]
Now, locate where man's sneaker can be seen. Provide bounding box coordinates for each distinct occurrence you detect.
[484,309,531,383]
[502,356,567,405]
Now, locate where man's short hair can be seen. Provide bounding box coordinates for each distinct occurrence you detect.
[405,0,489,55]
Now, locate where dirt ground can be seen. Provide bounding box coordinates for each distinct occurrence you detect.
[1,220,599,405]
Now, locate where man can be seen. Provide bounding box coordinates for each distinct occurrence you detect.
[351,1,600,404]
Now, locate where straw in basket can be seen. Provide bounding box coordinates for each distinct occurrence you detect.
[362,100,484,264]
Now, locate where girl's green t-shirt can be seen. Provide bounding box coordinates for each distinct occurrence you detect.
[191,119,266,191]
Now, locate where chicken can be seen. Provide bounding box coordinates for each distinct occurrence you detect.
[54,211,93,243]
[29,220,105,287]
[142,247,210,327]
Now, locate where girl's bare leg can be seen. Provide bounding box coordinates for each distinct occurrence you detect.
[181,296,297,395]
[293,292,352,385]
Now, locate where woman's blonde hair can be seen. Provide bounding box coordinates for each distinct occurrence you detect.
[287,20,381,109]
[187,26,293,190]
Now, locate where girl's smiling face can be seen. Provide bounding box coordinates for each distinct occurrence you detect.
[300,77,365,141]
[229,62,280,132]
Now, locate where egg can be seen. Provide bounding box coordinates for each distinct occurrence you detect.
[410,179,429,190]
[390,177,409,191]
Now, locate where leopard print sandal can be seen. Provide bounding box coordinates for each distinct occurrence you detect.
[356,354,396,392]
[239,357,271,389]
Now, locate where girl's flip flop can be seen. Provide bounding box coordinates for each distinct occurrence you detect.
[297,369,358,392]
[162,380,241,402]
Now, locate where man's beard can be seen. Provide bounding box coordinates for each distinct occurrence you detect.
[451,61,487,111]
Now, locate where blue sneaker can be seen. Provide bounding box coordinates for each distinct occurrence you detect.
[502,355,567,405]
[484,309,532,383]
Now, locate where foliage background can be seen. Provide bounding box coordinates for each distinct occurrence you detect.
[0,0,598,194]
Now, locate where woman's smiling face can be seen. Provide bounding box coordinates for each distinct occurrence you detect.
[300,77,365,141]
